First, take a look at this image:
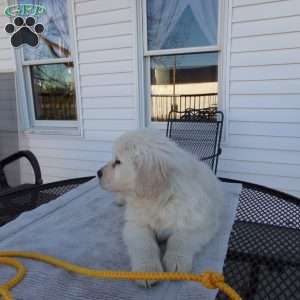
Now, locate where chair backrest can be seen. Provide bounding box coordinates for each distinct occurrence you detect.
[0,150,43,191]
[166,108,224,174]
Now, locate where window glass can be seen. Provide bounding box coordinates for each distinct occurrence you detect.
[20,0,71,60]
[150,53,218,121]
[30,63,77,120]
[147,0,219,50]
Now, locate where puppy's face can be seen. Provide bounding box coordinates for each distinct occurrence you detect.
[98,131,171,199]
[98,151,136,193]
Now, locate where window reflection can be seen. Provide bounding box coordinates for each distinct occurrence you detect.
[30,63,76,120]
[150,53,218,121]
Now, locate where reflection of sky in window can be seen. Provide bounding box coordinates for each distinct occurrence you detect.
[19,0,70,60]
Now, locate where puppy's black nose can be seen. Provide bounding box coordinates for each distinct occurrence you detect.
[97,169,103,178]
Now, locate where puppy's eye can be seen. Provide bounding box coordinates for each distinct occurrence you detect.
[115,159,121,165]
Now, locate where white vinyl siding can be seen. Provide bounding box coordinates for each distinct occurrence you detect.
[218,0,300,197]
[19,0,137,183]
[0,74,17,132]
[0,0,15,72]
[0,73,20,185]
[0,0,20,183]
[19,135,112,181]
[232,0,300,21]
[76,0,137,142]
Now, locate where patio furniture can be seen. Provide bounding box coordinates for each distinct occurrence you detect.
[0,177,298,299]
[0,175,93,226]
[0,151,43,224]
[0,178,240,300]
[217,178,299,300]
[0,150,43,196]
[151,93,218,121]
[166,108,224,173]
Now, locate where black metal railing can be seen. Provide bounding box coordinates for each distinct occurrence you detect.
[36,94,77,120]
[151,93,218,121]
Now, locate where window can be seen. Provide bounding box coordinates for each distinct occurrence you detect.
[142,0,220,123]
[19,0,78,128]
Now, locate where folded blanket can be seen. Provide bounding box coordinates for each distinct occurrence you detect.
[0,178,241,300]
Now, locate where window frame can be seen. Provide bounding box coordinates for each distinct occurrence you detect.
[140,0,226,128]
[14,0,81,133]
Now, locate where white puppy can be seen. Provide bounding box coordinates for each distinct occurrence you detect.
[98,129,224,287]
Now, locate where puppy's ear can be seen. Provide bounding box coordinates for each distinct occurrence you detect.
[134,146,171,199]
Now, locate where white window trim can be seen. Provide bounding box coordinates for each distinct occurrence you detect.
[137,0,229,140]
[22,57,73,66]
[14,0,81,135]
[144,46,221,57]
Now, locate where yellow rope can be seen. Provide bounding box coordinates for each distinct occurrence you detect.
[0,251,242,300]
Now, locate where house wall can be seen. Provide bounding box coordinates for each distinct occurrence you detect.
[0,72,20,185]
[218,0,300,197]
[0,1,20,185]
[0,0,15,72]
[18,0,138,183]
[0,0,299,197]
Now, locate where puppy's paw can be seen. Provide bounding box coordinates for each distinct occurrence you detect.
[163,252,193,273]
[133,261,163,288]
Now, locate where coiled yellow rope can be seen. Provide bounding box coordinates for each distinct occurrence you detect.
[0,251,242,300]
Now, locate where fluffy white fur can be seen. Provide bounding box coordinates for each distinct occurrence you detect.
[98,129,224,287]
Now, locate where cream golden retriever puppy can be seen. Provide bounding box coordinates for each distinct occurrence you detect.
[98,129,224,287]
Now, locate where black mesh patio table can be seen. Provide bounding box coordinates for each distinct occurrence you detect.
[0,177,299,300]
[217,178,299,300]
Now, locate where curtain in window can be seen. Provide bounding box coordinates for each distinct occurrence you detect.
[20,0,70,60]
[147,0,218,50]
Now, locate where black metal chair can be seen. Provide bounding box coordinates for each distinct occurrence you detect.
[0,150,43,197]
[166,107,224,173]
[0,150,43,225]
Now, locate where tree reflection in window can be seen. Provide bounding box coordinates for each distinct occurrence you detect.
[30,63,76,120]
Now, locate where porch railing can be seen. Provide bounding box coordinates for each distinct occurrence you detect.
[151,93,218,121]
[37,94,77,120]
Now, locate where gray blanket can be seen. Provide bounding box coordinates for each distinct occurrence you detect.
[0,179,242,300]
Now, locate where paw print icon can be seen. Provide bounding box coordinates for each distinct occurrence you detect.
[5,16,44,47]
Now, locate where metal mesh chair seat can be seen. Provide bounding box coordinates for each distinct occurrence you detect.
[166,108,224,173]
